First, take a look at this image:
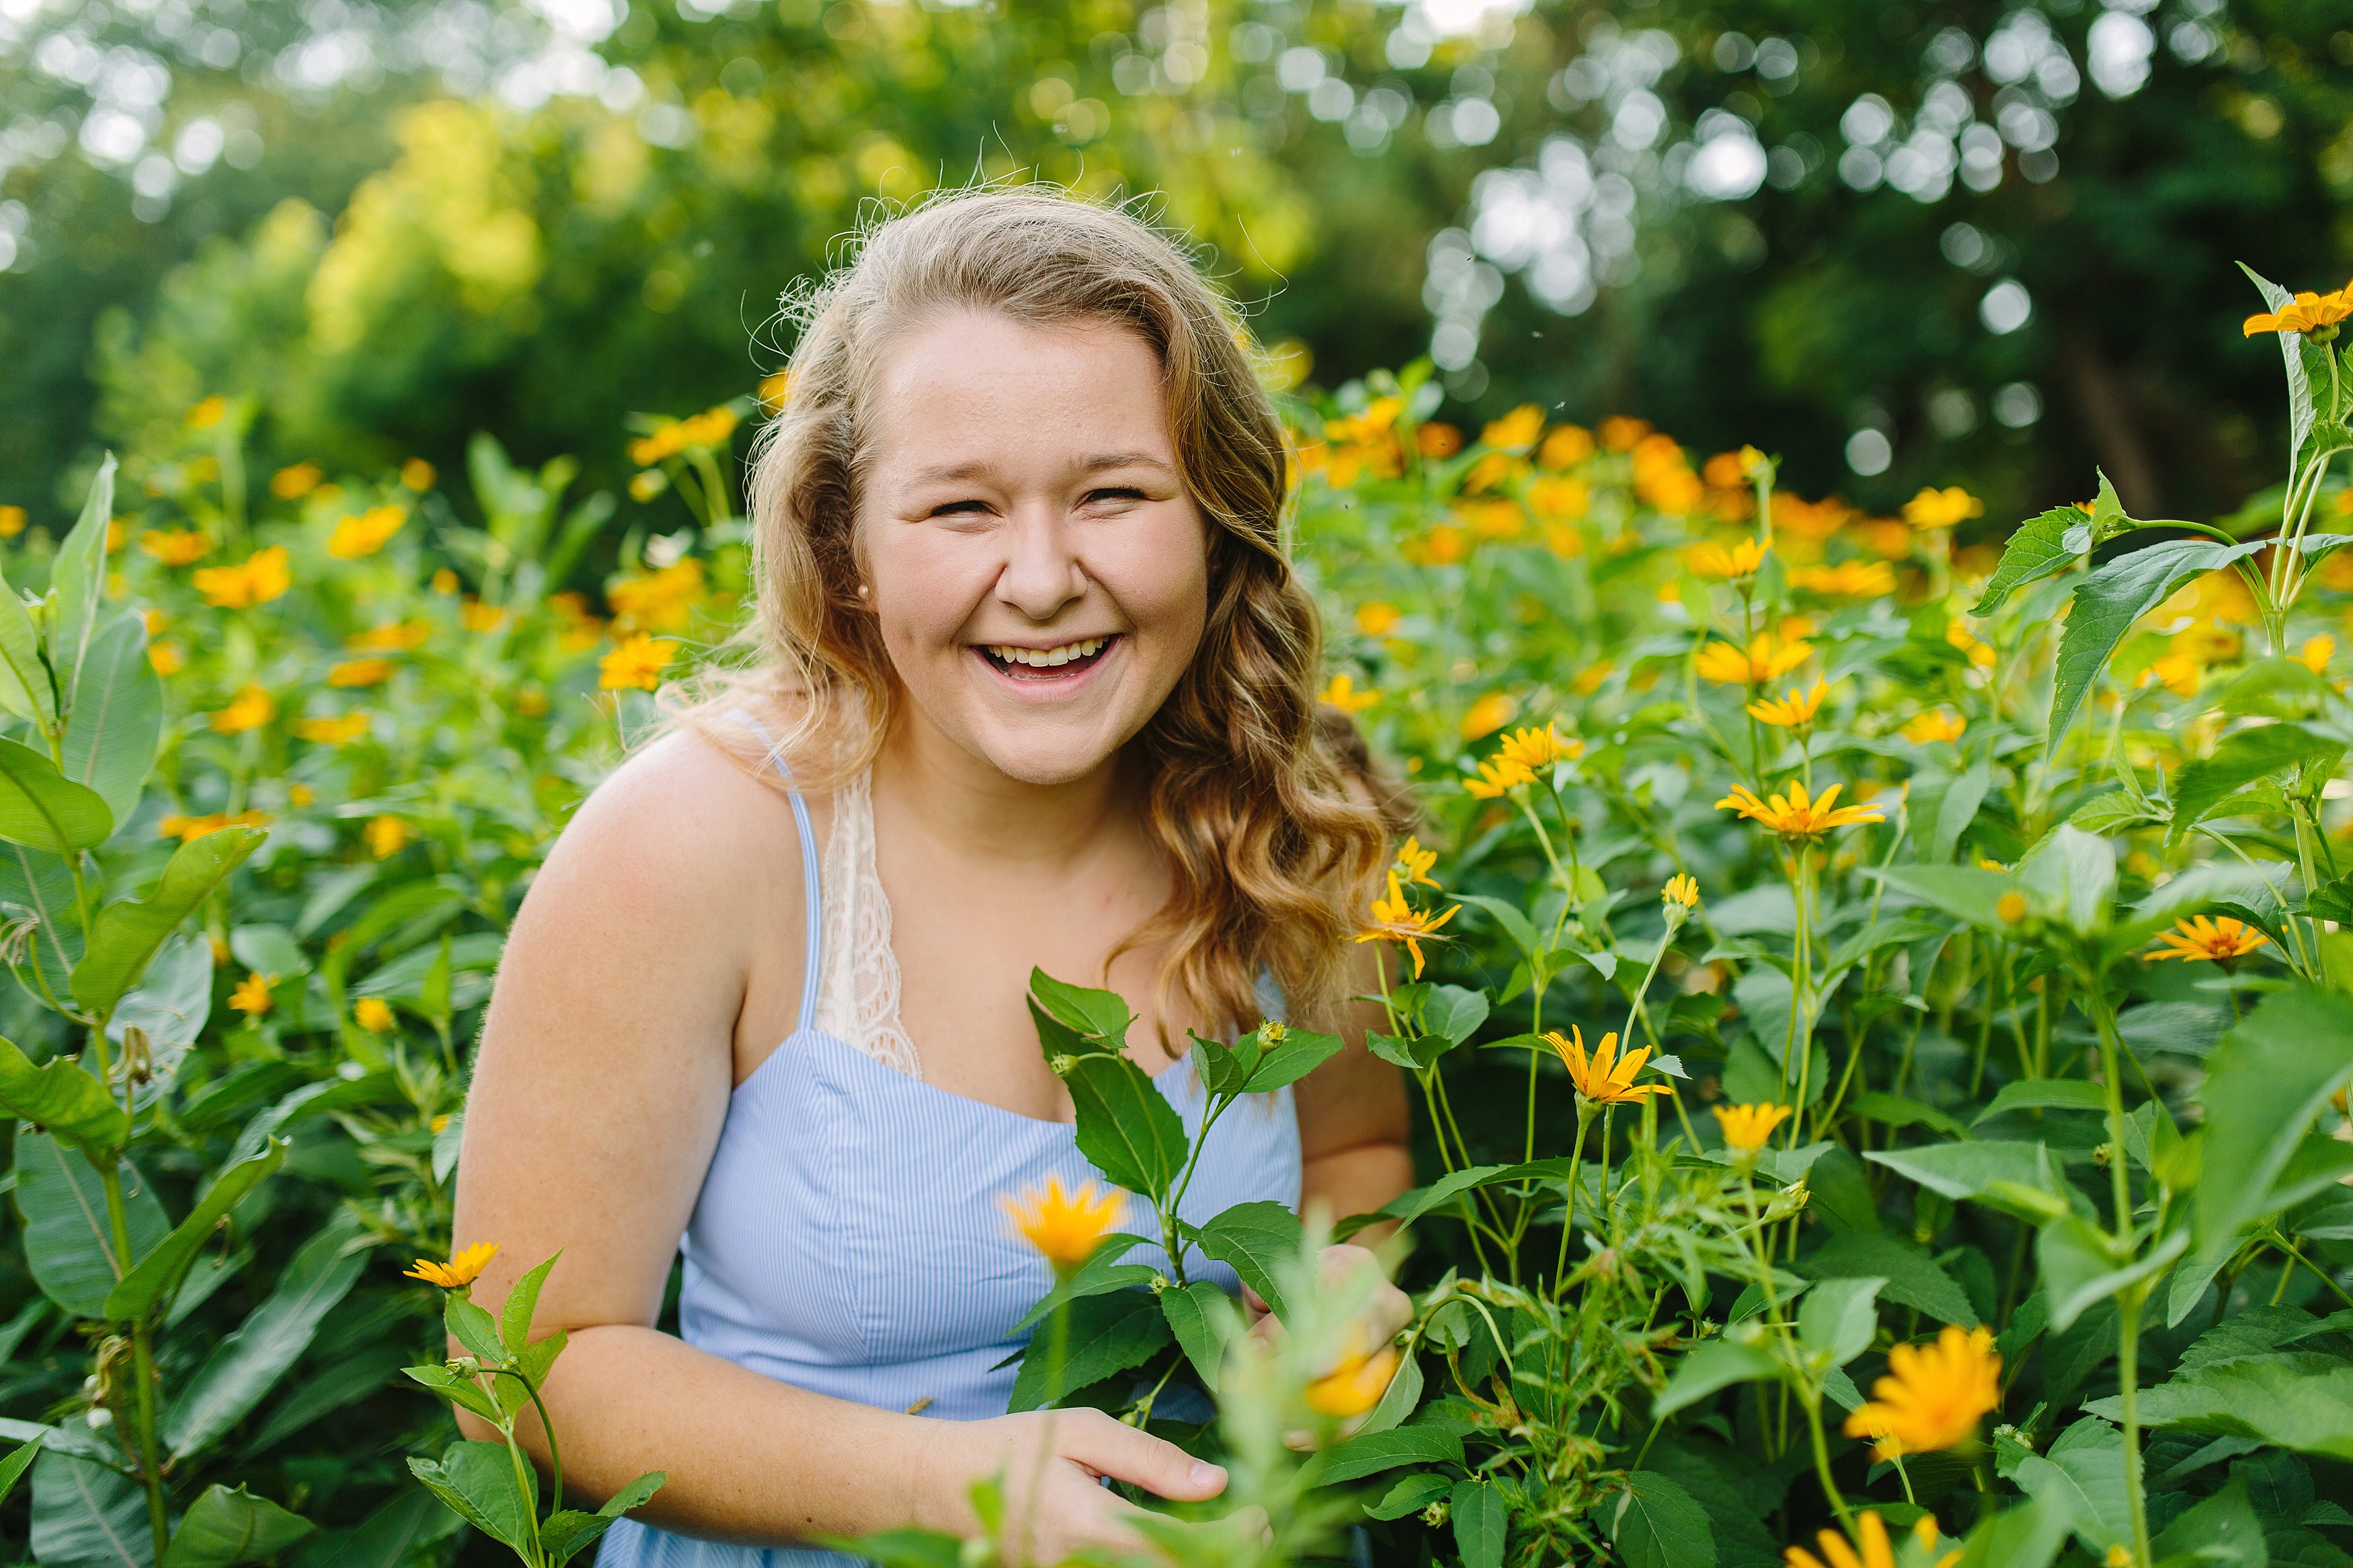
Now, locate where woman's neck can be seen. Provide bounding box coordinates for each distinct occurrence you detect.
[870,708,1141,875]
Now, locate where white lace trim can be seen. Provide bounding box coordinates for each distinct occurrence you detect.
[813,770,924,1081]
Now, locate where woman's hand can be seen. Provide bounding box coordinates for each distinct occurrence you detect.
[1245,1243,1414,1441]
[913,1407,1239,1566]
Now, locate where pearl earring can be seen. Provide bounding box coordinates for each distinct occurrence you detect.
[856,583,871,600]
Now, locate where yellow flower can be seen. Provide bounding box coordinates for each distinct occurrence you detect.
[356,997,395,1033]
[758,370,794,413]
[1747,678,1829,729]
[461,600,510,634]
[403,1241,500,1290]
[400,458,436,491]
[270,462,322,500]
[209,686,276,734]
[328,658,393,689]
[1688,536,1767,579]
[192,546,291,609]
[186,395,227,429]
[288,784,313,807]
[1545,1026,1671,1106]
[1392,837,1440,889]
[298,713,370,745]
[999,1174,1125,1274]
[1788,561,1897,597]
[229,973,274,1016]
[139,528,212,566]
[349,620,431,651]
[1480,405,1545,452]
[158,809,269,842]
[1663,874,1700,910]
[1696,633,1812,686]
[1320,673,1379,713]
[2244,283,2352,339]
[599,633,679,692]
[1496,724,1581,770]
[1715,779,1885,841]
[2145,652,2200,698]
[365,815,409,859]
[1305,1344,1402,1418]
[1998,892,2028,924]
[1786,1512,1960,1568]
[432,569,459,595]
[329,504,407,559]
[1572,661,1613,695]
[1355,869,1459,979]
[1903,486,1985,530]
[2300,634,2334,673]
[0,506,23,538]
[1355,602,1402,636]
[607,559,707,634]
[1462,755,1538,799]
[1944,623,1998,671]
[2146,915,2268,964]
[148,642,186,676]
[1529,476,1591,524]
[1460,691,1517,741]
[629,470,667,503]
[1538,423,1595,468]
[1901,710,1966,745]
[1712,1102,1792,1155]
[1843,1325,2001,1458]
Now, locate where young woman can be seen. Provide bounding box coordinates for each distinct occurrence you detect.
[453,188,1418,1567]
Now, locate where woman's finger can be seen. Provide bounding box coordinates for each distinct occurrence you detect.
[1055,1409,1228,1501]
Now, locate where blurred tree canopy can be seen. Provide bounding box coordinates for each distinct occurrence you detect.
[3,0,2349,543]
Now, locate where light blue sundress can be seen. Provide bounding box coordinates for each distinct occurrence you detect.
[597,723,1305,1567]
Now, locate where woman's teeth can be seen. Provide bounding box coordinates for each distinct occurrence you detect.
[986,637,1107,668]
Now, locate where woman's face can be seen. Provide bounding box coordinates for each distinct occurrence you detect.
[858,309,1211,786]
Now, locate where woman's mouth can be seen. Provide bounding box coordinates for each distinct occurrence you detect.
[974,635,1120,683]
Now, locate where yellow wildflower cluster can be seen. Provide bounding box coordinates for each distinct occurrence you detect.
[608,558,709,634]
[1696,632,1812,687]
[2243,278,2352,339]
[630,405,740,467]
[192,546,291,609]
[1903,486,1984,530]
[329,504,407,559]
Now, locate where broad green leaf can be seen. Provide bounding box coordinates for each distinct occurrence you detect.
[1870,865,2013,931]
[0,838,82,985]
[165,1218,368,1458]
[71,826,267,1020]
[60,614,161,827]
[1865,1141,2068,1223]
[1970,505,2087,616]
[0,564,53,727]
[2243,263,2323,475]
[1607,1469,1716,1568]
[1183,1200,1303,1319]
[1365,1473,1450,1521]
[48,452,114,696]
[2213,655,2331,720]
[1954,1491,2071,1568]
[1453,893,1540,960]
[1347,1163,1510,1237]
[2009,1417,2130,1559]
[15,1130,168,1317]
[2046,536,2266,757]
[2195,984,2353,1261]
[1356,1342,1423,1437]
[1006,1288,1169,1412]
[1796,1276,1882,1366]
[2088,1350,2353,1461]
[2038,1217,2186,1333]
[1190,1032,1254,1098]
[1008,1235,1152,1336]
[0,1432,42,1508]
[241,1347,407,1456]
[1160,1280,1230,1391]
[1973,1079,2108,1125]
[30,1445,152,1568]
[1652,1337,1784,1417]
[2169,723,2340,843]
[1451,1479,1508,1568]
[406,1440,535,1553]
[1029,968,1134,1044]
[1060,1052,1184,1202]
[1850,1092,1969,1140]
[1419,985,1489,1046]
[1930,757,1992,863]
[1297,1422,1464,1486]
[227,925,307,980]
[162,1484,314,1568]
[540,1471,664,1567]
[0,1038,128,1149]
[0,737,112,853]
[500,1251,559,1355]
[1240,1026,1344,1093]
[2016,823,2115,937]
[2149,1481,2265,1568]
[444,1292,506,1368]
[288,1489,456,1568]
[104,1139,286,1321]
[401,1361,502,1424]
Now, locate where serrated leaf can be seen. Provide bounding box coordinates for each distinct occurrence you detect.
[2171,723,2340,842]
[1972,505,2087,616]
[1296,1423,1464,1486]
[1798,1231,1978,1326]
[1974,1079,2109,1125]
[1029,968,1134,1045]
[2194,984,2353,1261]
[1183,1201,1302,1319]
[1160,1280,1230,1391]
[2047,537,2266,758]
[1060,1052,1184,1202]
[1652,1338,1784,1417]
[1796,1276,1882,1366]
[1865,1141,2068,1223]
[1453,1479,1507,1568]
[1006,1288,1169,1411]
[500,1252,558,1356]
[1607,1469,1717,1568]
[2087,1351,2353,1461]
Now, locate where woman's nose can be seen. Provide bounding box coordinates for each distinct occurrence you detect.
[994,507,1088,622]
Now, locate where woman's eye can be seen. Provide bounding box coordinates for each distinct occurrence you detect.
[928,499,991,517]
[1086,487,1147,505]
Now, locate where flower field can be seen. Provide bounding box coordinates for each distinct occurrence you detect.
[0,265,2348,1568]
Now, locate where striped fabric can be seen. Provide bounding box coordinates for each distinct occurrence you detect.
[598,725,1304,1567]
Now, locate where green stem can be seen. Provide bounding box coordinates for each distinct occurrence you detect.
[130,1324,169,1562]
[1554,1108,1594,1294]
[2117,1285,2152,1568]
[1803,1392,1858,1534]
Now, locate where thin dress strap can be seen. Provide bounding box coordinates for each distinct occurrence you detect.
[726,712,824,1038]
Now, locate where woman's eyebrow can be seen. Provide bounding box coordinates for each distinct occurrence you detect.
[1078,452,1176,475]
[905,453,1174,484]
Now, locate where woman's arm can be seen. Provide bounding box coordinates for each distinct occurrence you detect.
[451,731,1225,1555]
[1292,947,1414,1225]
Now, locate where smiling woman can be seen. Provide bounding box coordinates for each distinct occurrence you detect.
[449,186,1419,1567]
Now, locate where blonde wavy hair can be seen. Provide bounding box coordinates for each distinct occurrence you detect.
[678,185,1406,1032]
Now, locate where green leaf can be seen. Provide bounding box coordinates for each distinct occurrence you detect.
[1451,1479,1507,1568]
[0,561,55,728]
[406,1440,535,1553]
[1954,1492,2072,1568]
[0,737,112,853]
[2037,1218,2187,1333]
[1008,1235,1152,1336]
[15,1130,168,1317]
[1029,968,1134,1044]
[104,1138,286,1321]
[2016,824,2116,938]
[402,1361,503,1424]
[0,1038,128,1149]
[1059,1051,1185,1202]
[0,1433,42,1509]
[165,1219,368,1459]
[1865,1141,2069,1223]
[48,452,115,698]
[162,1484,315,1568]
[71,825,267,1021]
[1006,1288,1170,1412]
[241,1347,407,1456]
[1297,1423,1464,1486]
[1796,1276,1882,1366]
[1365,1473,1450,1521]
[30,1445,153,1568]
[2243,262,2323,475]
[1240,1026,1344,1093]
[1870,866,2013,931]
[1971,505,2087,616]
[1974,1079,2109,1125]
[1930,757,1993,864]
[540,1471,664,1567]
[2047,536,2267,757]
[2009,1417,2131,1559]
[1607,1470,1717,1568]
[1418,985,1489,1045]
[2086,1351,2353,1460]
[2170,723,2340,842]
[1190,1032,1253,1098]
[1183,1201,1303,1319]
[1850,1092,1969,1140]
[2195,984,2353,1261]
[1652,1338,1785,1417]
[444,1293,507,1368]
[61,614,161,828]
[1357,1342,1423,1437]
[1160,1280,1230,1391]
[500,1251,558,1356]
[1453,893,1540,960]
[2151,1481,2266,1568]
[288,1490,457,1568]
